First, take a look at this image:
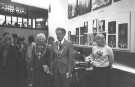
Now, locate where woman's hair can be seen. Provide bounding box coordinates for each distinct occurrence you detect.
[35,33,46,43]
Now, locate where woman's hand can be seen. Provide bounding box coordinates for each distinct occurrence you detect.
[43,65,50,74]
[92,55,109,67]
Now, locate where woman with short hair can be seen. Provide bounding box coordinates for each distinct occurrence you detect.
[90,33,114,87]
[32,33,52,87]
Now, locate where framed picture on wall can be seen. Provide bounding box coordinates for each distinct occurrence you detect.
[68,0,78,19]
[80,27,86,35]
[92,19,97,29]
[76,28,79,35]
[92,0,112,10]
[118,23,128,48]
[68,31,71,40]
[108,21,116,34]
[108,35,116,48]
[97,20,105,32]
[78,0,91,15]
[70,35,76,44]
[102,32,106,40]
[114,0,120,2]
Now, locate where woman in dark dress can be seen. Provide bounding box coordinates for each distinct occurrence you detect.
[16,37,27,87]
[32,33,52,87]
[0,33,17,87]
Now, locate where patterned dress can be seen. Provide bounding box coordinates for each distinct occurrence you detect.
[32,45,52,87]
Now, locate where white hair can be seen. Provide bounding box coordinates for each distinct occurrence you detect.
[36,33,46,43]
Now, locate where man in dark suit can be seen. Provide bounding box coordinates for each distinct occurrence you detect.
[52,27,74,87]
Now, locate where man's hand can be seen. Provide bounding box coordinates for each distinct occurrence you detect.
[66,72,72,79]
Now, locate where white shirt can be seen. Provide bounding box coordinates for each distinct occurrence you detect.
[57,39,65,50]
[92,45,114,67]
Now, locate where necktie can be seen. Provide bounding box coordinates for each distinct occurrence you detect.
[59,41,62,50]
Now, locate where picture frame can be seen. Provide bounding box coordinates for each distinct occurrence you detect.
[68,0,78,19]
[92,0,112,10]
[78,0,91,15]
[97,20,105,32]
[108,21,116,34]
[118,23,128,48]
[108,35,116,48]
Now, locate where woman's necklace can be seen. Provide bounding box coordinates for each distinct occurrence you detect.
[35,44,47,59]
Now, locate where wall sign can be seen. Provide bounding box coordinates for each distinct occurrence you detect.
[0,2,27,16]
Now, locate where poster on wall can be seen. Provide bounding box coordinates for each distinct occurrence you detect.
[114,0,120,2]
[97,20,105,32]
[108,21,116,34]
[92,19,97,29]
[70,35,76,44]
[92,0,112,10]
[118,23,128,48]
[78,0,91,15]
[68,31,71,40]
[68,0,78,19]
[108,35,116,48]
[76,28,79,35]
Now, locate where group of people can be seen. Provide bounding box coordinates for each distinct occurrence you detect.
[0,27,114,87]
[30,27,75,87]
[0,32,27,87]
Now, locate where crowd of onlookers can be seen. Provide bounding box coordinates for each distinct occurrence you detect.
[0,32,54,87]
[0,28,114,87]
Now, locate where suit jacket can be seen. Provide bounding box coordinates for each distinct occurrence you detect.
[52,39,74,74]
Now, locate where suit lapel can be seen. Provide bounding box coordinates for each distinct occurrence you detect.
[62,40,67,55]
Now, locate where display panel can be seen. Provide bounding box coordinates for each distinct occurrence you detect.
[78,0,91,15]
[97,20,105,32]
[6,16,11,25]
[70,35,76,44]
[118,23,128,48]
[114,0,120,2]
[0,2,27,16]
[68,31,71,40]
[92,19,97,29]
[12,16,17,26]
[108,21,116,34]
[92,0,112,10]
[68,0,78,19]
[76,28,79,35]
[0,14,5,25]
[108,35,116,48]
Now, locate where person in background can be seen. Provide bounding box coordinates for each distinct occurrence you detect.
[90,33,114,87]
[16,37,27,87]
[12,33,18,48]
[52,27,75,87]
[26,35,35,86]
[48,36,55,47]
[0,33,18,87]
[32,33,52,87]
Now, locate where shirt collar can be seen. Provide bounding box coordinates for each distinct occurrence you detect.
[57,38,65,44]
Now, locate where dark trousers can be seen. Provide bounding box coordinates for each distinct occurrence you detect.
[54,73,70,87]
[33,69,52,87]
[93,67,111,87]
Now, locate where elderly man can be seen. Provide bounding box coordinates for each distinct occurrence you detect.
[52,27,74,87]
[32,33,52,87]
